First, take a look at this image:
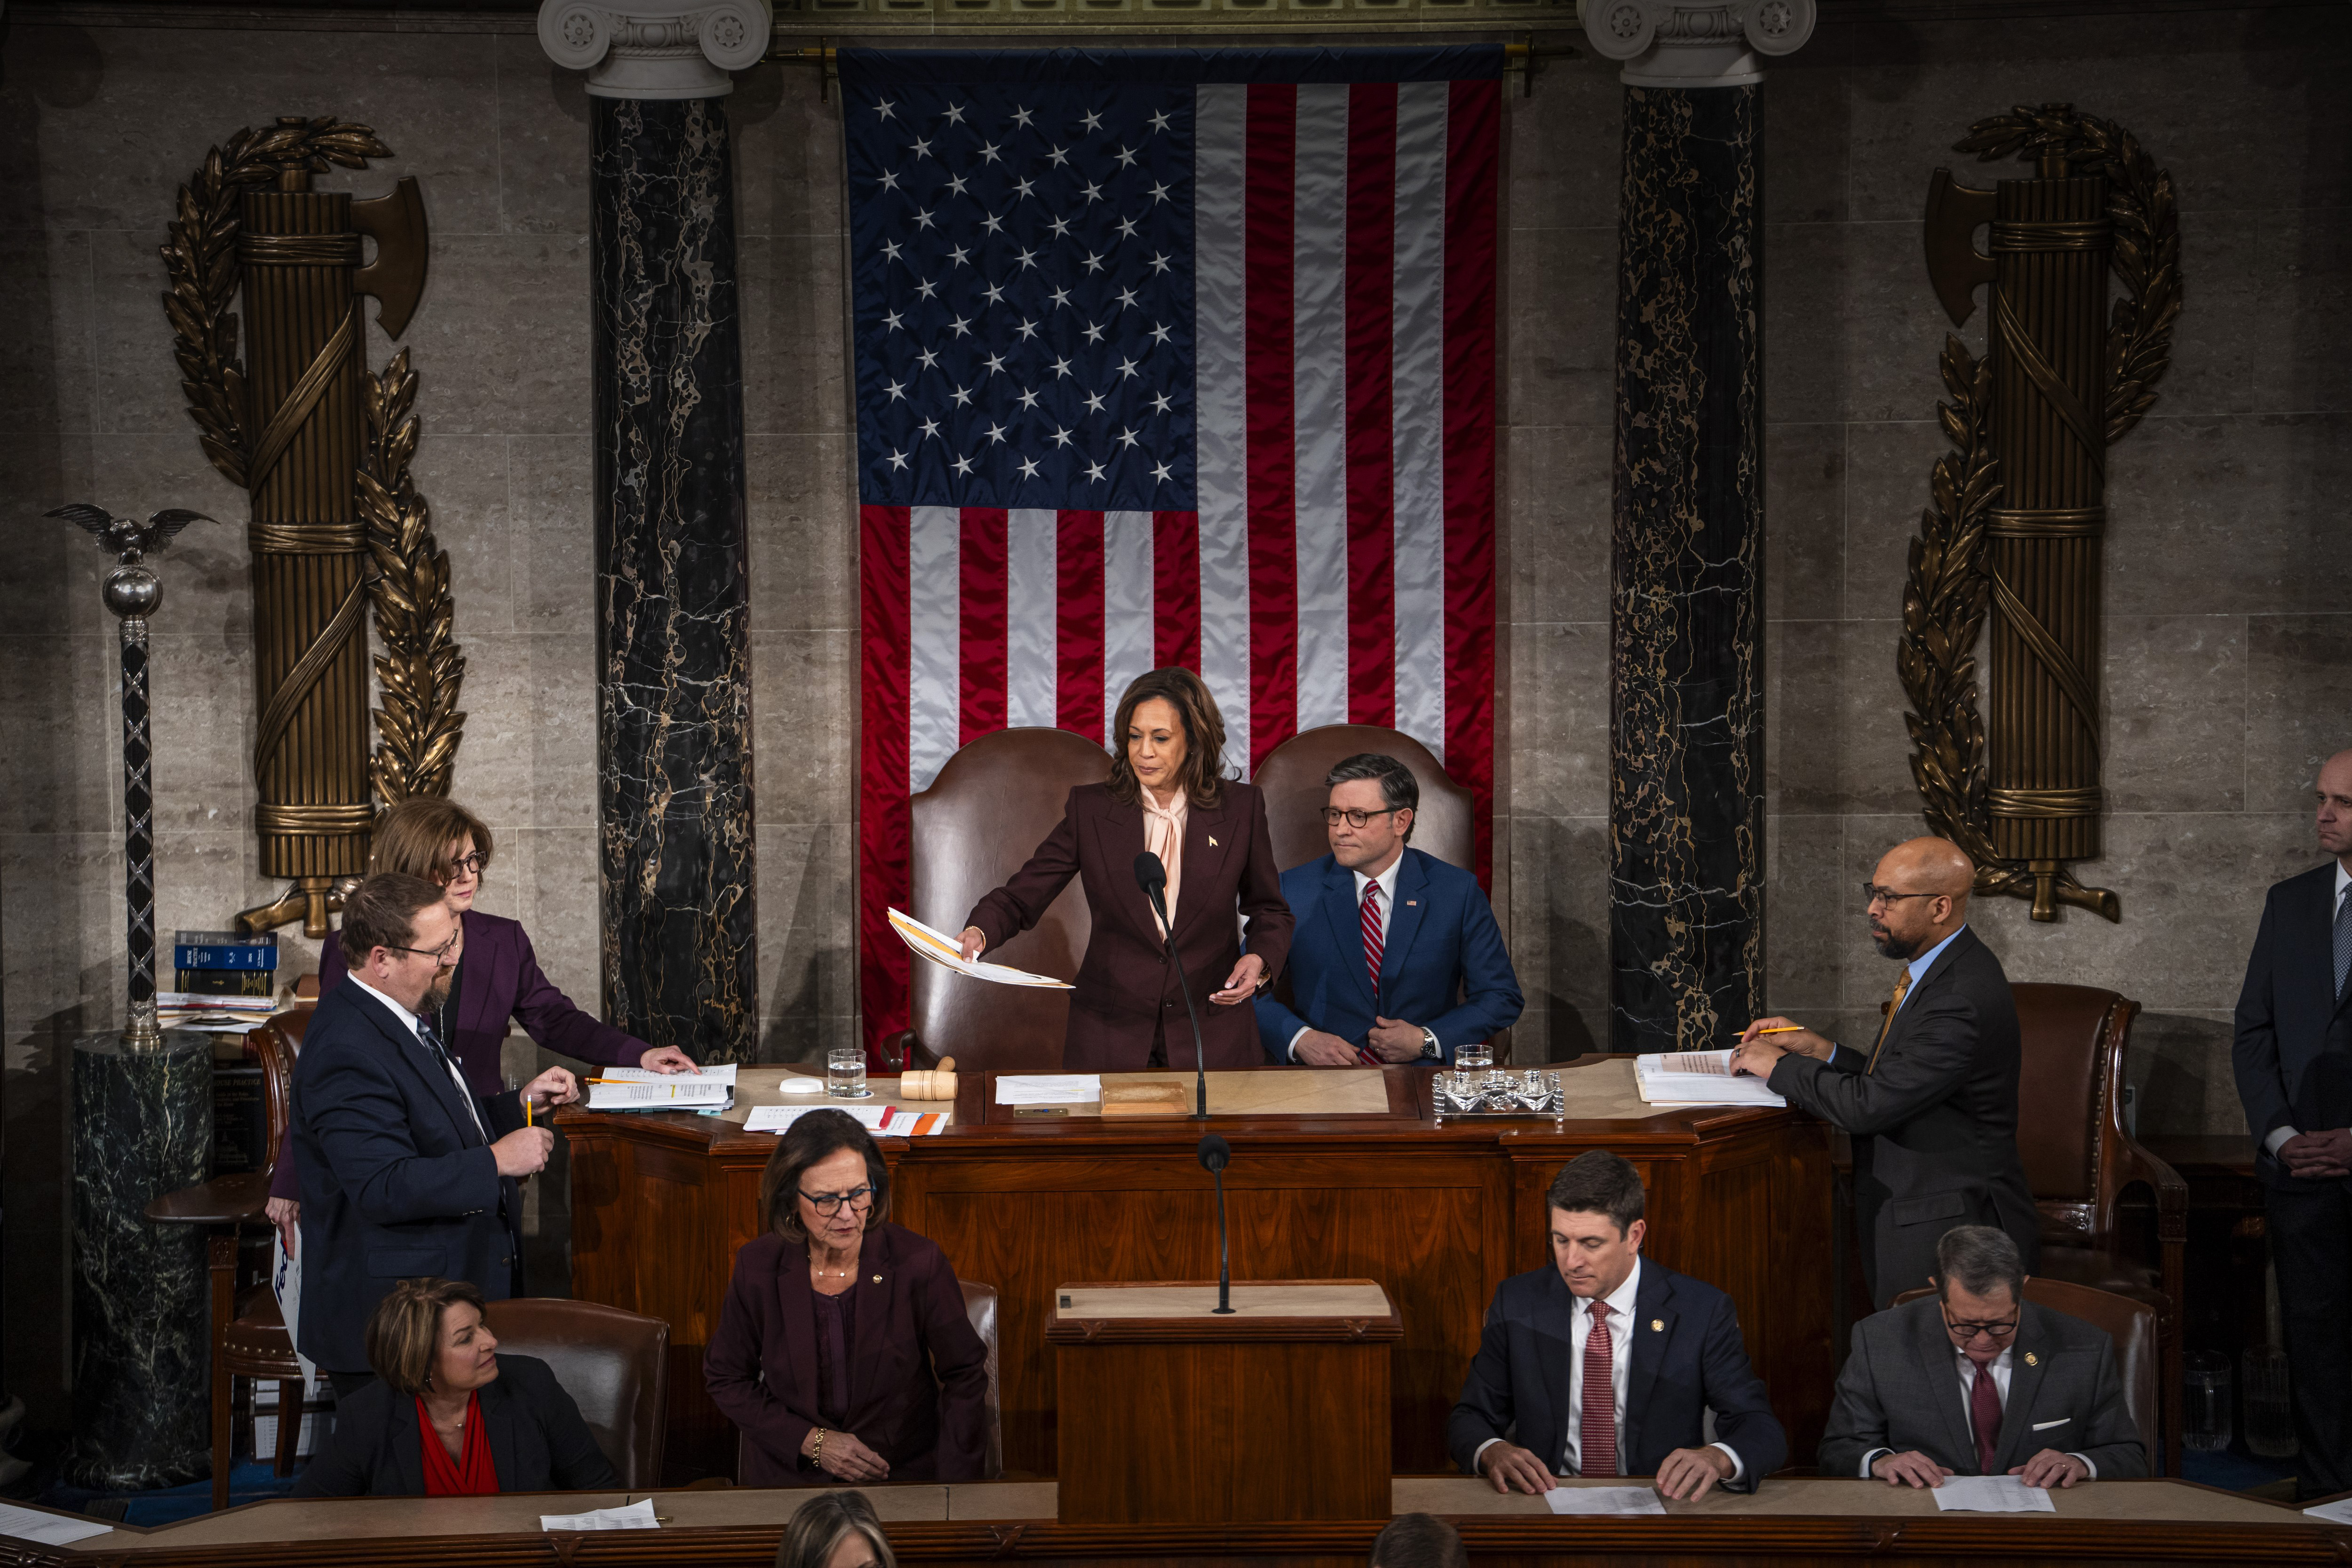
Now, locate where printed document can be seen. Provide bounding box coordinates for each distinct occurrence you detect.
[1931,1476,2056,1512]
[1543,1487,1667,1516]
[1635,1049,1787,1108]
[890,908,1074,989]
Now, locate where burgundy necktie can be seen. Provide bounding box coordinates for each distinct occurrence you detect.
[1580,1300,1618,1477]
[1360,881,1385,998]
[1968,1353,2002,1474]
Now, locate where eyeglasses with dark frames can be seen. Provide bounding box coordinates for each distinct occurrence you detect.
[1938,1299,2019,1342]
[443,851,486,878]
[1860,883,1940,909]
[384,933,461,965]
[1321,806,1403,829]
[798,1184,876,1216]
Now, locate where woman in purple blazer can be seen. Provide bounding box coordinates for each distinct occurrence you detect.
[707,1110,990,1486]
[265,797,696,1252]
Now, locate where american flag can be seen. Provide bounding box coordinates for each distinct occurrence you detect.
[847,47,1501,1052]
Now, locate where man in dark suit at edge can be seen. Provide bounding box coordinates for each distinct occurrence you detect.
[2233,746,2352,1498]
[1447,1151,1787,1498]
[1732,836,2038,1308]
[291,872,581,1397]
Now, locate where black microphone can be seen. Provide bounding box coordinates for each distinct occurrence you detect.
[1134,851,1210,1120]
[1197,1134,1234,1315]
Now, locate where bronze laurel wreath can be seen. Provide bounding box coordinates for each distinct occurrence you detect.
[1898,104,2177,923]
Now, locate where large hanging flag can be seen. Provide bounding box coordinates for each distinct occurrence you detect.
[847,46,1501,1052]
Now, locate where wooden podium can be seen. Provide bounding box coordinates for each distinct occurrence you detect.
[1046,1279,1403,1525]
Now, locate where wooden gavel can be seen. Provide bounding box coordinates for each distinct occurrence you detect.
[899,1057,959,1102]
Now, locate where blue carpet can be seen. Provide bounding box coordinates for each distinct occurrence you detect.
[2180,1445,2296,1493]
[43,1459,305,1525]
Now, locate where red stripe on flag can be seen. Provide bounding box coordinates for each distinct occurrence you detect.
[858,504,913,1058]
[1442,78,1500,887]
[959,509,1008,743]
[1056,510,1106,739]
[1345,82,1400,729]
[1245,84,1299,774]
[1154,511,1201,671]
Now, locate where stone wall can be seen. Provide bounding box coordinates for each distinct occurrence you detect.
[4,3,2346,1426]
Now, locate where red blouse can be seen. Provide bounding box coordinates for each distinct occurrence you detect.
[417,1391,500,1496]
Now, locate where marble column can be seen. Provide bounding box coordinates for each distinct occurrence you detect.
[542,1,771,1061]
[1584,1,1813,1051]
[67,1031,211,1488]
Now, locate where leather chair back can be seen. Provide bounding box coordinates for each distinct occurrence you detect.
[2011,984,2135,1239]
[906,727,1112,1071]
[251,1012,301,1178]
[483,1297,670,1488]
[1891,1278,2156,1461]
[1253,725,1476,873]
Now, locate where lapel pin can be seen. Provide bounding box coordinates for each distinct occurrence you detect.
[1406,899,1417,907]
[1208,836,1218,847]
[1651,1319,1664,1332]
[2024,1351,2037,1366]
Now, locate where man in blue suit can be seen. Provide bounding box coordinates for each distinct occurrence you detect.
[1447,1151,1787,1498]
[2233,746,2352,1498]
[1255,753,1521,1066]
[292,872,580,1396]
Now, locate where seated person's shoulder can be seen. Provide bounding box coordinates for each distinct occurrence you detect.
[493,1351,564,1393]
[1489,1263,1562,1317]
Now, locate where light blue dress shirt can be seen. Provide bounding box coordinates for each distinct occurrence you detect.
[1827,925,1967,1069]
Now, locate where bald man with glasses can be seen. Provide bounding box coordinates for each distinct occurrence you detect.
[1732,837,2037,1307]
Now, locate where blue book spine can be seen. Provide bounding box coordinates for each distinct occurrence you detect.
[174,944,279,971]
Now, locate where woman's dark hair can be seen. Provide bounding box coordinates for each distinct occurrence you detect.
[776,1489,895,1568]
[1105,667,1230,810]
[337,872,453,969]
[1370,1512,1467,1568]
[760,1108,892,1242]
[365,1276,488,1397]
[1544,1149,1645,1237]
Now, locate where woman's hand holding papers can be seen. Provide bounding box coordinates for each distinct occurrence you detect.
[958,926,987,963]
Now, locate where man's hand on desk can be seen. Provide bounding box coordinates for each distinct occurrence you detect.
[2281,1128,2352,1179]
[636,1046,699,1074]
[1367,1017,1428,1063]
[1731,1016,1833,1078]
[1475,1441,1557,1496]
[1293,1031,1360,1068]
[1870,1451,1954,1488]
[1655,1445,1735,1501]
[2012,1449,2090,1488]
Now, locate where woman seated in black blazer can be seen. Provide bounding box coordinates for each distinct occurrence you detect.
[707,1109,991,1486]
[294,1277,619,1496]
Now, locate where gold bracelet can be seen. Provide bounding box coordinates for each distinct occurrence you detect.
[810,1428,826,1465]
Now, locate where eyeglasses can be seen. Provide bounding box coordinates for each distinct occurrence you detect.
[385,933,461,965]
[1321,807,1403,829]
[1861,883,1939,909]
[1939,1300,2019,1342]
[442,852,485,878]
[798,1184,876,1216]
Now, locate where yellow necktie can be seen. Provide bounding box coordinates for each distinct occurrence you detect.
[1865,970,1913,1075]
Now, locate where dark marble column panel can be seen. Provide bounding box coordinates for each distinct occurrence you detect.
[1608,85,1766,1053]
[591,96,757,1062]
[67,1030,210,1488]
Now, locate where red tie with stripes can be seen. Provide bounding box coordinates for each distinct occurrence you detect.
[1360,881,1386,998]
[1580,1300,1618,1477]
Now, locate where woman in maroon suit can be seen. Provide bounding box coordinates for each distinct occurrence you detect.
[955,667,1294,1071]
[707,1109,990,1485]
[264,796,696,1253]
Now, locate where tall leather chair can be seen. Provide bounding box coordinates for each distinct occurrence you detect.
[1891,1277,2158,1465]
[1252,724,1476,873]
[730,1279,1003,1482]
[2008,983,2185,1475]
[482,1297,670,1488]
[884,727,1112,1072]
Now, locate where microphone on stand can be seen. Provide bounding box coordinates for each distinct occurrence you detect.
[1197,1134,1235,1314]
[1134,851,1209,1121]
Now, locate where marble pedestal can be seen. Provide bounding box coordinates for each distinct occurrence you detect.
[66,1028,212,1489]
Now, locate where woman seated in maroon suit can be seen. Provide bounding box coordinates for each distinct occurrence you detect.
[264,796,696,1254]
[954,666,1294,1071]
[707,1109,990,1485]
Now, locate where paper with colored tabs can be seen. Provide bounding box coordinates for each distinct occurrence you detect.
[889,908,1074,989]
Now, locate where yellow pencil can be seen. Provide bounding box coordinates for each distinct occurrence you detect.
[1729,1026,1806,1039]
[526,1098,533,1127]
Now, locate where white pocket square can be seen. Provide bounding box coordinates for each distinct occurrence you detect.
[2031,1418,2070,1431]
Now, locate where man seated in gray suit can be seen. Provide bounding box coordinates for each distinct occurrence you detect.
[1820,1225,2146,1488]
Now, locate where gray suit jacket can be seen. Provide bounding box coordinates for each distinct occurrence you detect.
[1818,1297,2147,1480]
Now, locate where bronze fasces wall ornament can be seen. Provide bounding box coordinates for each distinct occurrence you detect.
[1903,103,2181,922]
[158,117,463,937]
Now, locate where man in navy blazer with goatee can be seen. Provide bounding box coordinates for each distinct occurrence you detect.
[1448,1152,1787,1498]
[1256,753,1521,1066]
[291,873,580,1396]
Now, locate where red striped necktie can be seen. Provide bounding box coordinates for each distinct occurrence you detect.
[1360,881,1386,997]
[1580,1299,1618,1477]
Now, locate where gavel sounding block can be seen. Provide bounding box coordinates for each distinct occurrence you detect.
[1099,1081,1188,1116]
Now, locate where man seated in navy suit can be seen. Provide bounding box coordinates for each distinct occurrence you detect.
[1447,1151,1788,1498]
[1255,753,1521,1067]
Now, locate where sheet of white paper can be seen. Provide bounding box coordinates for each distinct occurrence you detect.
[170,1019,270,1033]
[540,1497,660,1531]
[587,1078,732,1110]
[2303,1497,2352,1525]
[743,1104,896,1134]
[0,1503,114,1546]
[1543,1487,1666,1516]
[1931,1476,2055,1512]
[889,908,1075,989]
[995,1075,1104,1105]
[596,1062,739,1087]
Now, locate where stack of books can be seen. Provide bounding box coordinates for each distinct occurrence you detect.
[161,929,282,1033]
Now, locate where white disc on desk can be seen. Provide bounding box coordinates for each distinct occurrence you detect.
[779,1077,824,1094]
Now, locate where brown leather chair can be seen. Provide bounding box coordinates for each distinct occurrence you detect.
[481,1297,669,1488]
[2008,983,2185,1475]
[1252,724,1477,873]
[145,1008,310,1511]
[1890,1277,2158,1466]
[884,727,1112,1072]
[731,1278,1003,1482]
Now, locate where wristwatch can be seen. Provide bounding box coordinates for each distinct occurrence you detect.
[1420,1028,1441,1061]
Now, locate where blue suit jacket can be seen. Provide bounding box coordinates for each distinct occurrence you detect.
[1445,1258,1788,1489]
[1254,847,1521,1063]
[291,978,528,1372]
[2233,861,2352,1191]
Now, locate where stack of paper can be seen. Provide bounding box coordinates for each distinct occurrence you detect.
[587,1077,733,1112]
[540,1497,660,1531]
[599,1063,738,1087]
[156,989,282,1033]
[1634,1049,1786,1107]
[996,1075,1103,1106]
[1543,1487,1666,1516]
[890,909,1074,989]
[742,1104,949,1137]
[1930,1476,2054,1513]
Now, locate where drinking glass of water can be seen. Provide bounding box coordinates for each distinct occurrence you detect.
[827,1043,871,1099]
[1456,1040,1493,1075]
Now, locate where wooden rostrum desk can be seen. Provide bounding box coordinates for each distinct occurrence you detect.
[3,1478,2342,1566]
[558,1055,1836,1482]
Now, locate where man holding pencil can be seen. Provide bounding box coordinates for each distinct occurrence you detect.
[1730,837,2037,1307]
